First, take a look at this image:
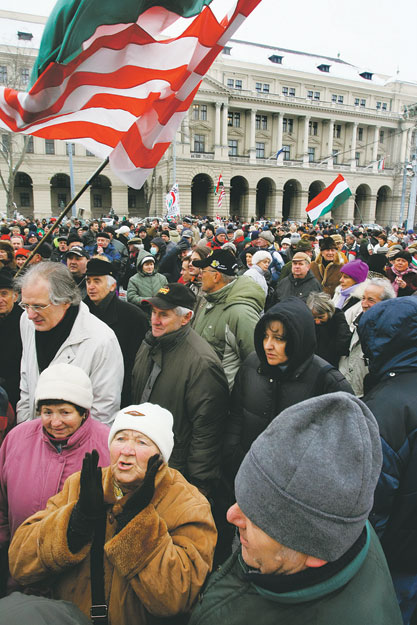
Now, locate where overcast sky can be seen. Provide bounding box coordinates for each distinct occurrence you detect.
[4,0,417,83]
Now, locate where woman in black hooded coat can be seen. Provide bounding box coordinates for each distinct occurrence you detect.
[223,296,353,479]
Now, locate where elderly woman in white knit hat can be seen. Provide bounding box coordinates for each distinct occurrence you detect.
[0,363,110,596]
[244,250,272,297]
[8,403,217,624]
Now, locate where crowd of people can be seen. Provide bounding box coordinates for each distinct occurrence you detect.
[0,211,416,624]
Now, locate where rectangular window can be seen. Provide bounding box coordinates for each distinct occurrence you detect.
[193,134,205,153]
[20,192,30,207]
[228,112,240,127]
[358,127,363,141]
[332,94,337,103]
[93,194,102,208]
[45,139,55,154]
[256,115,267,130]
[307,90,313,99]
[283,118,293,133]
[263,84,270,93]
[354,98,360,106]
[192,104,200,120]
[382,102,387,111]
[282,86,288,96]
[228,139,238,156]
[308,147,315,162]
[20,67,30,86]
[1,134,10,153]
[289,88,296,96]
[66,142,75,156]
[338,95,344,103]
[332,149,339,164]
[26,136,34,153]
[255,142,265,158]
[379,130,384,143]
[355,152,360,166]
[333,124,341,138]
[227,78,234,88]
[282,145,290,161]
[314,91,320,101]
[235,80,242,90]
[255,82,262,92]
[57,193,67,208]
[309,121,318,136]
[376,101,381,110]
[360,99,366,107]
[0,66,7,84]
[200,105,207,121]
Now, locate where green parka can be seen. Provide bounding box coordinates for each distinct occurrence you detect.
[192,276,265,388]
[126,249,167,306]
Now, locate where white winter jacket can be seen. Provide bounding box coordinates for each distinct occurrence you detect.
[17,302,123,425]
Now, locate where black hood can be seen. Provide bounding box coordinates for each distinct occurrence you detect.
[254,297,316,375]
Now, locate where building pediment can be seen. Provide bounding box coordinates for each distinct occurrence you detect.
[198,74,230,94]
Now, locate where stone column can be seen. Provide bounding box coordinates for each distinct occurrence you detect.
[33,183,52,219]
[372,126,380,172]
[249,109,257,163]
[275,112,284,166]
[350,122,358,171]
[327,119,334,170]
[344,195,356,223]
[270,188,283,220]
[399,124,408,163]
[220,104,229,160]
[112,185,128,216]
[214,103,222,159]
[303,116,310,167]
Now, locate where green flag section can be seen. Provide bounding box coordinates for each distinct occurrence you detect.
[0,0,262,189]
[30,0,216,86]
[305,174,352,225]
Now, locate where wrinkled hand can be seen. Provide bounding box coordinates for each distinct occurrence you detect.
[78,449,104,519]
[116,454,162,533]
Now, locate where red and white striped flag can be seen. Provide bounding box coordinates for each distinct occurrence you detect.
[0,0,261,189]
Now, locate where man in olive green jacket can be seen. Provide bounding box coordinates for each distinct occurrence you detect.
[190,393,402,625]
[192,250,265,389]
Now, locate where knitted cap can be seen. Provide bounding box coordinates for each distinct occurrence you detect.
[235,392,382,561]
[108,403,174,462]
[252,251,272,265]
[341,259,369,283]
[35,364,93,410]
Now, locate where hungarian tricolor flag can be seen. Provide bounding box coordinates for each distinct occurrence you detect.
[305,174,352,225]
[0,0,261,188]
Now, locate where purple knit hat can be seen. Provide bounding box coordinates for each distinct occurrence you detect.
[341,259,369,284]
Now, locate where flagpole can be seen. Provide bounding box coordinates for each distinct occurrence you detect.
[16,156,110,276]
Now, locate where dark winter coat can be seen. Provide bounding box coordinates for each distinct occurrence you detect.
[385,265,417,296]
[314,309,352,367]
[0,303,22,411]
[359,296,417,572]
[273,270,322,304]
[131,324,229,496]
[84,292,148,407]
[189,529,402,625]
[224,297,353,478]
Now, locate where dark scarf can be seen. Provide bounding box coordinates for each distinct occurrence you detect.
[35,305,79,373]
[244,527,367,594]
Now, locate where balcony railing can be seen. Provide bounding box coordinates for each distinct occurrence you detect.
[190,152,214,159]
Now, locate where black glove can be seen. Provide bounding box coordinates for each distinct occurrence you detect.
[67,450,105,553]
[115,454,162,534]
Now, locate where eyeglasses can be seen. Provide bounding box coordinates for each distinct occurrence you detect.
[19,302,52,312]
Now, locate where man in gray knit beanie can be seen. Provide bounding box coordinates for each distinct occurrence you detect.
[190,392,402,625]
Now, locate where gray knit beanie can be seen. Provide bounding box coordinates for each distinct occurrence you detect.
[235,392,382,562]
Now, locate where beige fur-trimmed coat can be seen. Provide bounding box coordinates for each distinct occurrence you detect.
[9,465,217,625]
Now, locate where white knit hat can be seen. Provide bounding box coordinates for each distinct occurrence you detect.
[35,363,93,410]
[252,250,272,265]
[108,403,174,462]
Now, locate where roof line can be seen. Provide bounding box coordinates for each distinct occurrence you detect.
[229,38,355,67]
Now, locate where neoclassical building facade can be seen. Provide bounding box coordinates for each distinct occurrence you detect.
[0,10,416,224]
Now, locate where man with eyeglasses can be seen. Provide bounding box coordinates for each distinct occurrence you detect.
[15,262,123,425]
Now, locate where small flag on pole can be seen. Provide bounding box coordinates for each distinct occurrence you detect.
[166,183,180,217]
[377,158,385,171]
[276,147,284,161]
[217,185,225,209]
[215,174,223,195]
[305,174,352,225]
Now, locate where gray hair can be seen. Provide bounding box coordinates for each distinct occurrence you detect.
[363,277,396,301]
[218,273,236,285]
[306,291,335,318]
[173,306,194,319]
[106,275,117,289]
[16,262,81,306]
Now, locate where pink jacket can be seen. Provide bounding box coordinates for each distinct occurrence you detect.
[0,416,110,547]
